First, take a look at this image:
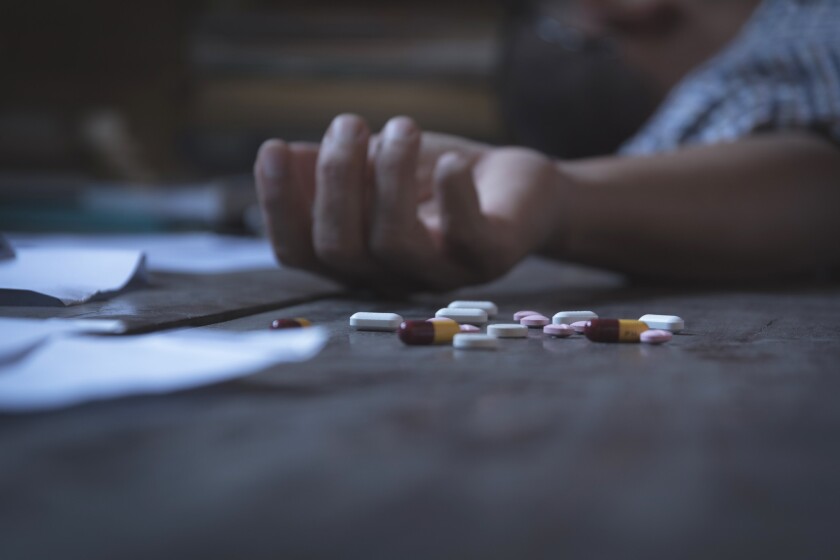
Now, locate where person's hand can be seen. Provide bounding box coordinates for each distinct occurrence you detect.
[254,114,566,292]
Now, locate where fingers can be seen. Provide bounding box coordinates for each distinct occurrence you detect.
[370,117,428,265]
[373,117,421,226]
[288,141,320,193]
[313,114,374,278]
[254,139,319,270]
[257,116,509,292]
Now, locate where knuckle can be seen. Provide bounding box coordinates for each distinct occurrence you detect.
[273,247,307,269]
[314,239,366,269]
[369,232,409,262]
[319,157,351,183]
[376,154,408,183]
[442,231,510,281]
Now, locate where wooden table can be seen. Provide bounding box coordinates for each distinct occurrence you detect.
[2,258,839,559]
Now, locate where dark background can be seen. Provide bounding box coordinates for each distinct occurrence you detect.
[0,0,655,183]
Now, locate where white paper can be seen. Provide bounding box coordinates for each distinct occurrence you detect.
[0,317,126,365]
[0,246,146,305]
[0,325,327,413]
[7,233,278,274]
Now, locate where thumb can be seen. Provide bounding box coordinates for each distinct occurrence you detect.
[433,152,489,267]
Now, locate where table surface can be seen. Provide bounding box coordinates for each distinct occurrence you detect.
[2,258,839,560]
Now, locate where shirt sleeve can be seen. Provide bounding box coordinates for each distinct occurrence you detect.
[621,0,840,156]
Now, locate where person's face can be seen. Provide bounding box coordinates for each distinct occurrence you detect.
[575,0,758,94]
[577,0,679,36]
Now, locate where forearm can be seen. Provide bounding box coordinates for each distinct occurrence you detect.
[547,133,840,280]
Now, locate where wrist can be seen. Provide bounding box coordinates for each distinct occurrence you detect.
[537,158,581,260]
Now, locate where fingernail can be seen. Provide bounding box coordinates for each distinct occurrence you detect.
[438,152,465,171]
[259,141,285,179]
[384,117,415,141]
[332,115,362,143]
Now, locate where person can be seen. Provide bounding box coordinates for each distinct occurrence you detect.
[254,0,840,292]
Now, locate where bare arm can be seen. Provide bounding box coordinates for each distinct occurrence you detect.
[255,116,840,292]
[550,133,840,280]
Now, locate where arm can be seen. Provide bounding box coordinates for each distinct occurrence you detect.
[255,115,840,292]
[549,132,840,280]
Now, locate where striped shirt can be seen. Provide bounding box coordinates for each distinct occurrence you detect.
[622,0,840,155]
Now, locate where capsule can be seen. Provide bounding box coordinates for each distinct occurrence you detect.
[270,317,312,330]
[584,319,649,343]
[399,319,460,345]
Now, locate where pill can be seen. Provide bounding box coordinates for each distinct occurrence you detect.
[553,311,598,325]
[453,333,499,350]
[459,324,482,333]
[584,319,650,343]
[543,324,575,338]
[270,317,312,330]
[640,329,673,344]
[487,323,528,338]
[435,308,488,325]
[399,320,460,345]
[349,312,404,332]
[520,314,550,328]
[513,310,541,321]
[570,320,591,333]
[639,314,685,333]
[427,317,459,326]
[448,300,498,317]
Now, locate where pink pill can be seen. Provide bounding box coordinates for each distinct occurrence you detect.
[459,324,481,333]
[543,324,574,338]
[513,310,541,321]
[520,314,550,328]
[640,329,673,344]
[571,320,591,333]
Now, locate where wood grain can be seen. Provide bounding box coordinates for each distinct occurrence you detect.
[1,258,839,559]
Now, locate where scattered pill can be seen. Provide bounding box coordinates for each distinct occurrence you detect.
[428,317,459,326]
[553,311,598,325]
[584,319,650,343]
[639,314,685,333]
[448,300,498,317]
[349,312,404,332]
[453,333,499,350]
[435,308,488,325]
[543,324,575,338]
[459,324,482,333]
[399,320,460,345]
[640,329,673,344]
[513,310,541,321]
[487,324,529,338]
[570,320,590,333]
[520,314,550,328]
[270,317,312,330]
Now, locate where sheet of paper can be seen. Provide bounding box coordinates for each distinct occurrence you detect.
[0,246,146,306]
[0,317,126,365]
[7,233,278,274]
[0,325,328,413]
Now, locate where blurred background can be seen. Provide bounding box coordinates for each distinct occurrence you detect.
[0,0,655,233]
